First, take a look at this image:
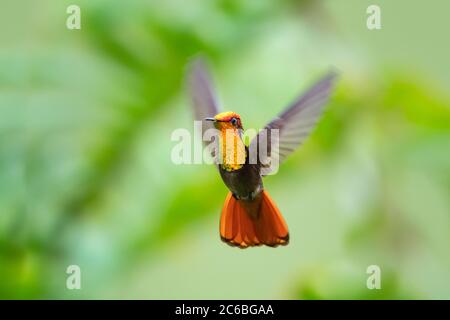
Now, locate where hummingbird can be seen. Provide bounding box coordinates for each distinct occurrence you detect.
[187,58,337,248]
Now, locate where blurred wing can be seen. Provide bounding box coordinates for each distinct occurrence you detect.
[187,57,221,124]
[250,71,338,176]
[187,58,221,162]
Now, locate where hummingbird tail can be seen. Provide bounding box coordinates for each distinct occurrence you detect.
[219,191,289,248]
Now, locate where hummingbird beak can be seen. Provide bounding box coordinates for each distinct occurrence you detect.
[204,117,216,122]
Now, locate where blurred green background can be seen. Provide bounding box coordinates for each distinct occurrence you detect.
[1,0,449,299]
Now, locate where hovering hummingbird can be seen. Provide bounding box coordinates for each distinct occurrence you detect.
[187,58,337,248]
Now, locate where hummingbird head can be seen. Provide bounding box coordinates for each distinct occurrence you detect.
[205,111,243,130]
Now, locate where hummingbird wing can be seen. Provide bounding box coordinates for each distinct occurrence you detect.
[187,57,221,163]
[250,71,338,176]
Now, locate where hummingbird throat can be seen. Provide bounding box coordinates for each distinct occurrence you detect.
[218,128,246,171]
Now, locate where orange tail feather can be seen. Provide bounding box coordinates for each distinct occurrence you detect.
[220,191,289,248]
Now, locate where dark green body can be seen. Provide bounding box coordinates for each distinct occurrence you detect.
[218,154,263,201]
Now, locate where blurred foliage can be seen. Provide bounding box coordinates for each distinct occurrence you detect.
[0,0,449,299]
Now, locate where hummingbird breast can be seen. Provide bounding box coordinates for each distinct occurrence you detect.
[219,162,263,201]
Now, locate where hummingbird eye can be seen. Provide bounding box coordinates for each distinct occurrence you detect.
[230,118,238,126]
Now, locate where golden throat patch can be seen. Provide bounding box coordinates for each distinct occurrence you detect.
[219,128,246,171]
